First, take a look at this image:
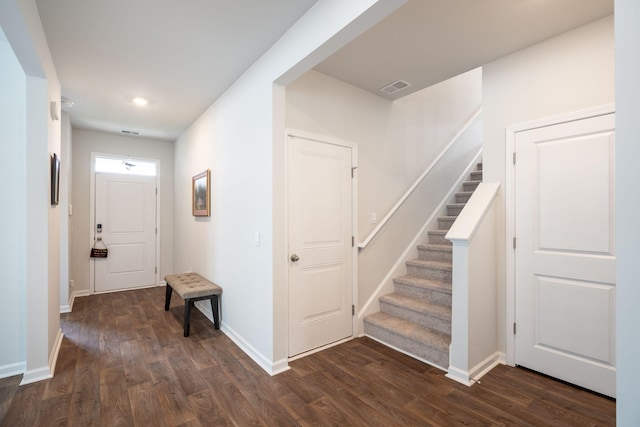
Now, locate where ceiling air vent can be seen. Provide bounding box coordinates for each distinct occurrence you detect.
[380,80,412,95]
[121,130,140,136]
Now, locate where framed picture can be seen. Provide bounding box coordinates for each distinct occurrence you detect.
[192,169,211,216]
[51,153,60,206]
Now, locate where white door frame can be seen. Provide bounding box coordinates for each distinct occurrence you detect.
[89,152,161,294]
[504,103,615,366]
[284,129,358,360]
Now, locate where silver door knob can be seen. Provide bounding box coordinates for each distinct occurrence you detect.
[290,253,300,262]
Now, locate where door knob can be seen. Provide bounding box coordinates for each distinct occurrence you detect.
[290,253,300,262]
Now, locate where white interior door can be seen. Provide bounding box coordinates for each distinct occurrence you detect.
[515,113,616,397]
[288,135,354,357]
[95,173,157,293]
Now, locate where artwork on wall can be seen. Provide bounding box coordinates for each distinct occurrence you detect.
[51,153,60,206]
[192,169,211,216]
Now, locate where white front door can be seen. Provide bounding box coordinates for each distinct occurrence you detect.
[515,113,616,397]
[288,135,354,357]
[95,173,157,293]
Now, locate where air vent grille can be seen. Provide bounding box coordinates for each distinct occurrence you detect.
[380,80,412,95]
[121,130,140,136]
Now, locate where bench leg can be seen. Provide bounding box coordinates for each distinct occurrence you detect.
[210,295,220,329]
[164,284,173,311]
[184,299,192,337]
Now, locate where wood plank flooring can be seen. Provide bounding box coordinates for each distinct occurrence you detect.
[0,287,615,426]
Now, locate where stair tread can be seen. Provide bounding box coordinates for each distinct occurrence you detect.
[428,229,448,235]
[438,216,458,221]
[406,259,452,271]
[394,275,452,294]
[417,243,452,252]
[463,180,481,184]
[380,293,451,320]
[447,203,466,208]
[455,191,474,196]
[364,312,450,351]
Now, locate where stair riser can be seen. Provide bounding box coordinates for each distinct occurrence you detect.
[438,217,455,230]
[470,171,483,181]
[447,206,463,216]
[477,163,483,171]
[363,321,449,368]
[407,264,452,282]
[463,181,480,192]
[380,301,451,335]
[418,247,452,263]
[427,232,450,246]
[455,193,471,203]
[394,282,452,306]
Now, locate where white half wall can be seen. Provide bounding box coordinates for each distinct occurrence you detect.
[615,0,640,423]
[482,15,614,355]
[71,129,174,292]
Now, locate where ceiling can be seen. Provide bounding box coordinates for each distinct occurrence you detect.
[35,0,613,142]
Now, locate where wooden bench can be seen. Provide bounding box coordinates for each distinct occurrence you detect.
[164,273,222,337]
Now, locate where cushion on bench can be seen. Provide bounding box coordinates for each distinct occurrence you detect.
[164,273,222,299]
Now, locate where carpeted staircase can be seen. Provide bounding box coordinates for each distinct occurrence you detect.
[363,162,483,369]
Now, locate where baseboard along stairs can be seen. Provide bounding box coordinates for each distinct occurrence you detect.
[363,162,483,370]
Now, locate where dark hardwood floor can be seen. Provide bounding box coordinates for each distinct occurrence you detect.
[0,287,615,426]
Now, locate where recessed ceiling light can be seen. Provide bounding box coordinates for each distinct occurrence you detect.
[132,97,148,106]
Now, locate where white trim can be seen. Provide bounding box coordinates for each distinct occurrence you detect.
[220,321,282,376]
[48,329,64,376]
[358,107,482,249]
[357,150,483,328]
[0,361,25,379]
[90,152,161,294]
[20,329,63,385]
[504,103,615,366]
[284,129,358,359]
[60,304,71,314]
[20,366,52,385]
[446,351,504,387]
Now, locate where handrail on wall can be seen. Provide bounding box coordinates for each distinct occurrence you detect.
[357,107,483,250]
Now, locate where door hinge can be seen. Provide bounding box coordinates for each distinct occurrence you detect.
[513,322,516,334]
[156,188,158,195]
[156,227,158,235]
[352,236,355,247]
[351,167,357,178]
[155,267,158,274]
[513,237,516,249]
[352,305,355,316]
[513,152,516,165]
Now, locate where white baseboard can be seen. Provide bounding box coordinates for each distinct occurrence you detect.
[193,301,287,376]
[60,304,71,314]
[20,329,64,385]
[0,361,25,379]
[48,329,64,375]
[446,351,503,387]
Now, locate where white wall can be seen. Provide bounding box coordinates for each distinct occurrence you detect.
[0,0,62,383]
[615,0,640,423]
[0,36,27,377]
[286,68,482,327]
[173,0,406,373]
[71,129,174,292]
[482,15,614,354]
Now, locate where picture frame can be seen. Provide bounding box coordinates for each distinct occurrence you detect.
[51,153,60,206]
[192,169,211,216]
